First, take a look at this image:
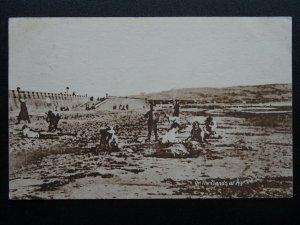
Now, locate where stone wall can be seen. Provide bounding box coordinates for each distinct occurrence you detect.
[9,90,89,112]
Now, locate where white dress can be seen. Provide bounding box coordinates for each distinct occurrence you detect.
[23,128,39,138]
[162,128,177,144]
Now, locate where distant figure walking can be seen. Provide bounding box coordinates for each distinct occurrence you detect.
[126,104,129,110]
[16,98,30,124]
[144,102,159,141]
[173,100,180,117]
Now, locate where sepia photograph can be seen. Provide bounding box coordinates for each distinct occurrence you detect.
[8,17,292,199]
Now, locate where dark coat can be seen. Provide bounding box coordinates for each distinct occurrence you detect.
[18,102,30,121]
[145,110,159,124]
[173,103,180,117]
[190,127,202,142]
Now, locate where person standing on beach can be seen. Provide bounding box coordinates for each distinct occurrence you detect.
[16,98,30,124]
[144,102,159,141]
[46,110,56,132]
[173,100,180,117]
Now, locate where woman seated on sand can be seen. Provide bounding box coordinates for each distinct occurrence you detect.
[204,116,217,135]
[161,118,181,145]
[186,121,204,143]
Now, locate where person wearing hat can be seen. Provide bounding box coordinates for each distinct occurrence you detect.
[99,126,118,151]
[107,127,119,151]
[105,126,115,140]
[16,98,30,124]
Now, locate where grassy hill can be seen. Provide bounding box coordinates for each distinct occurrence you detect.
[132,83,292,104]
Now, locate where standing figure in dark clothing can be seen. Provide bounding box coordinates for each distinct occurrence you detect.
[16,98,30,124]
[53,113,62,131]
[173,100,180,117]
[46,110,56,132]
[144,103,159,141]
[126,104,129,110]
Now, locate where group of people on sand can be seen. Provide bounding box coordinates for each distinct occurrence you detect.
[15,98,62,137]
[45,110,62,132]
[113,104,129,110]
[186,116,217,145]
[144,100,218,146]
[16,97,218,152]
[86,103,96,111]
[144,102,160,142]
[98,101,181,151]
[144,100,181,143]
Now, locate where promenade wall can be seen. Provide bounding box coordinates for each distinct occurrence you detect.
[9,90,89,112]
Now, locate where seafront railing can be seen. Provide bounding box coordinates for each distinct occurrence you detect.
[9,90,89,112]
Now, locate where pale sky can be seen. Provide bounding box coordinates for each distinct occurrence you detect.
[9,17,292,97]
